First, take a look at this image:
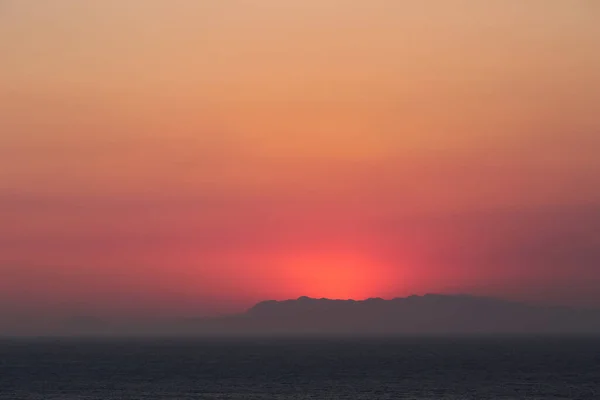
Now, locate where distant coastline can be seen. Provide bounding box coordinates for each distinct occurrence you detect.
[4,294,600,337]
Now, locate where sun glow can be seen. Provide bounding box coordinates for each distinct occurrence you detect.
[277,252,392,300]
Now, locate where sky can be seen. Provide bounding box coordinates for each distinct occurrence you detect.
[1,1,600,323]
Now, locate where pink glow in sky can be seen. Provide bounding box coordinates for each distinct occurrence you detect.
[1,1,600,321]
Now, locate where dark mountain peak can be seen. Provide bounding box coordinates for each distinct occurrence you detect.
[251,294,500,309]
[237,294,600,335]
[31,294,600,336]
[365,297,385,302]
[247,294,507,318]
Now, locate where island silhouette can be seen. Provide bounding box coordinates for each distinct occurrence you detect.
[9,294,600,336]
[181,294,600,336]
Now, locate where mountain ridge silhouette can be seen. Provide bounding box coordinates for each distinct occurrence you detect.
[4,294,600,336]
[184,294,600,336]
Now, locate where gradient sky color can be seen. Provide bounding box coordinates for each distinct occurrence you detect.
[1,1,600,320]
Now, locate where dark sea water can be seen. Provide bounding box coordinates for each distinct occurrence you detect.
[1,337,599,399]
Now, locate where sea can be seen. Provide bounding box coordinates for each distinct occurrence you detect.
[1,337,599,399]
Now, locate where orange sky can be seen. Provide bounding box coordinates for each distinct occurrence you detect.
[1,1,600,318]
